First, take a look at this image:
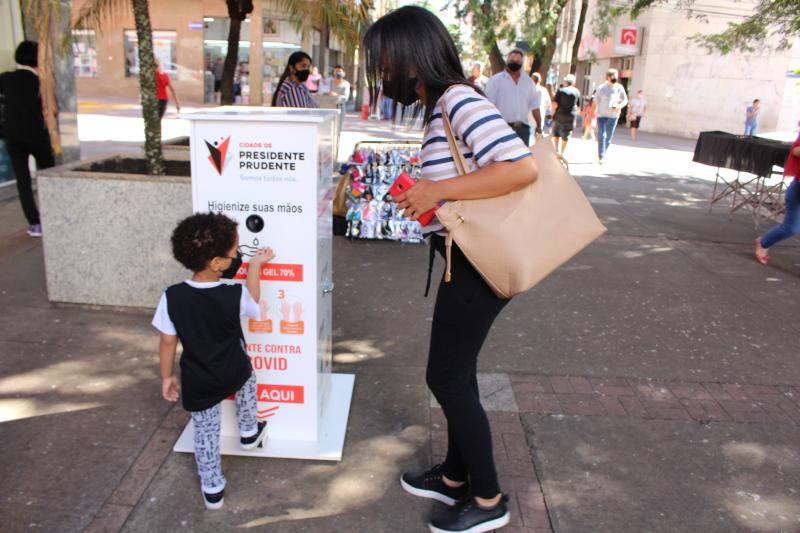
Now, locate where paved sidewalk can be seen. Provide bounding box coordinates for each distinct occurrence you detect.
[1,113,799,533]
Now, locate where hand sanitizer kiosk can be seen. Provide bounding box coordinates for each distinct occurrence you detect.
[174,107,354,460]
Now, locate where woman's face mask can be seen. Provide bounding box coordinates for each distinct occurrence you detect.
[295,67,311,82]
[382,77,419,106]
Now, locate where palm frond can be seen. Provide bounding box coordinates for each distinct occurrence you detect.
[72,0,132,32]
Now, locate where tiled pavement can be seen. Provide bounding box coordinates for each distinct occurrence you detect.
[429,372,800,533]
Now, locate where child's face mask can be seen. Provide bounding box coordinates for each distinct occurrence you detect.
[220,251,243,279]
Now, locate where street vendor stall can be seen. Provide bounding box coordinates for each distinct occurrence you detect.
[337,141,425,243]
[693,131,793,227]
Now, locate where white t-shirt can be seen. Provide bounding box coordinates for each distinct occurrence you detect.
[629,97,646,117]
[536,84,551,118]
[421,84,533,234]
[595,82,628,118]
[484,71,541,124]
[152,280,260,336]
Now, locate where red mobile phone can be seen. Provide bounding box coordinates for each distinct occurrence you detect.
[389,172,438,226]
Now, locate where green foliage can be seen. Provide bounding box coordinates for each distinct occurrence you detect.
[593,0,800,54]
[276,0,373,53]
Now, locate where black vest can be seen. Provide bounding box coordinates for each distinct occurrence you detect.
[166,282,252,411]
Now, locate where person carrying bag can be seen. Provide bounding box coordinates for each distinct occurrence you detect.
[437,90,607,298]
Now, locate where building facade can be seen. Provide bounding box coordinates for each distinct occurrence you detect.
[551,0,800,138]
[71,0,351,105]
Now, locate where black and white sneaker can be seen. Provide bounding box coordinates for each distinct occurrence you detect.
[428,495,510,533]
[240,421,268,450]
[202,488,224,510]
[400,464,469,506]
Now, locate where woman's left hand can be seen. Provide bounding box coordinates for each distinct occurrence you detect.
[394,179,440,220]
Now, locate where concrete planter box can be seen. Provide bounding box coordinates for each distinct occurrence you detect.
[38,152,192,309]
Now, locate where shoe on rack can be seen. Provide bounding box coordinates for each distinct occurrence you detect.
[27,224,42,237]
[400,464,469,506]
[240,420,268,450]
[202,488,224,510]
[428,494,510,533]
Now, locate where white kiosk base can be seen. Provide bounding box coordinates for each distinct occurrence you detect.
[174,374,355,461]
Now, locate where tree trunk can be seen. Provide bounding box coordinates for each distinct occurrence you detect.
[569,0,589,74]
[536,0,570,78]
[488,42,505,75]
[221,17,241,105]
[132,0,164,175]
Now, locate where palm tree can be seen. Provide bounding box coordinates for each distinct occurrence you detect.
[72,0,165,175]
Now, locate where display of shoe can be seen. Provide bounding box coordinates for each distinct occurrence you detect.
[27,224,42,237]
[240,420,268,450]
[428,495,510,533]
[202,488,224,510]
[400,464,469,506]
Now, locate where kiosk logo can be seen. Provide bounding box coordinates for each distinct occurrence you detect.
[205,136,232,175]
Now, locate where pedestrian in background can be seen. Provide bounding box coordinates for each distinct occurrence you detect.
[532,72,550,135]
[364,6,538,532]
[594,68,628,163]
[485,49,541,145]
[470,63,488,92]
[582,95,597,141]
[755,129,800,264]
[212,57,223,103]
[745,99,760,136]
[0,41,54,238]
[306,66,322,93]
[550,74,582,157]
[155,59,180,119]
[628,90,646,140]
[272,51,319,108]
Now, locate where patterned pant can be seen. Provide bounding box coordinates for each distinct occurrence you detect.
[191,373,258,493]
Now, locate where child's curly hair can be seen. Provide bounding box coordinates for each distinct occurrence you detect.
[171,213,238,272]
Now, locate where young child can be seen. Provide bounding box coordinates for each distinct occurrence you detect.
[152,212,275,509]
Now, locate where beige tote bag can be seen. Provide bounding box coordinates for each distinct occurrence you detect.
[436,105,606,298]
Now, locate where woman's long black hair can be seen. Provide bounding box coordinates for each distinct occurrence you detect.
[271,50,312,106]
[363,6,476,125]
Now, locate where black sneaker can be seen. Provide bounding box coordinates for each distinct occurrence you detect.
[202,488,224,510]
[240,421,268,450]
[400,464,469,506]
[428,495,510,533]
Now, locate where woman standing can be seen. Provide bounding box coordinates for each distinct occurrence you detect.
[271,51,319,108]
[364,7,538,533]
[755,131,800,264]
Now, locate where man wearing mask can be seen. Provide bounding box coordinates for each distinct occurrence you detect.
[485,49,541,145]
[0,41,55,238]
[593,68,628,163]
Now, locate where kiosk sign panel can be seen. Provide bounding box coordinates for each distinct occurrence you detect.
[177,107,353,460]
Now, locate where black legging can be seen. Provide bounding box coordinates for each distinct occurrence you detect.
[426,234,510,499]
[6,137,54,226]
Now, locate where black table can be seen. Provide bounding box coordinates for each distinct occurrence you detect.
[693,131,792,226]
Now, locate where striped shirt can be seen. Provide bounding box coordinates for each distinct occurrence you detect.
[422,84,532,234]
[275,79,319,108]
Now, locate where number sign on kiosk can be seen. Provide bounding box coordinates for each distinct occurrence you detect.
[174,107,354,460]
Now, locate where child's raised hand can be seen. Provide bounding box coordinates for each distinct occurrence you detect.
[162,375,180,402]
[250,247,275,267]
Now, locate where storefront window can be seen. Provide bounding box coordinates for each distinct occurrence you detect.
[72,29,98,77]
[123,29,177,77]
[262,16,302,105]
[203,17,251,103]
